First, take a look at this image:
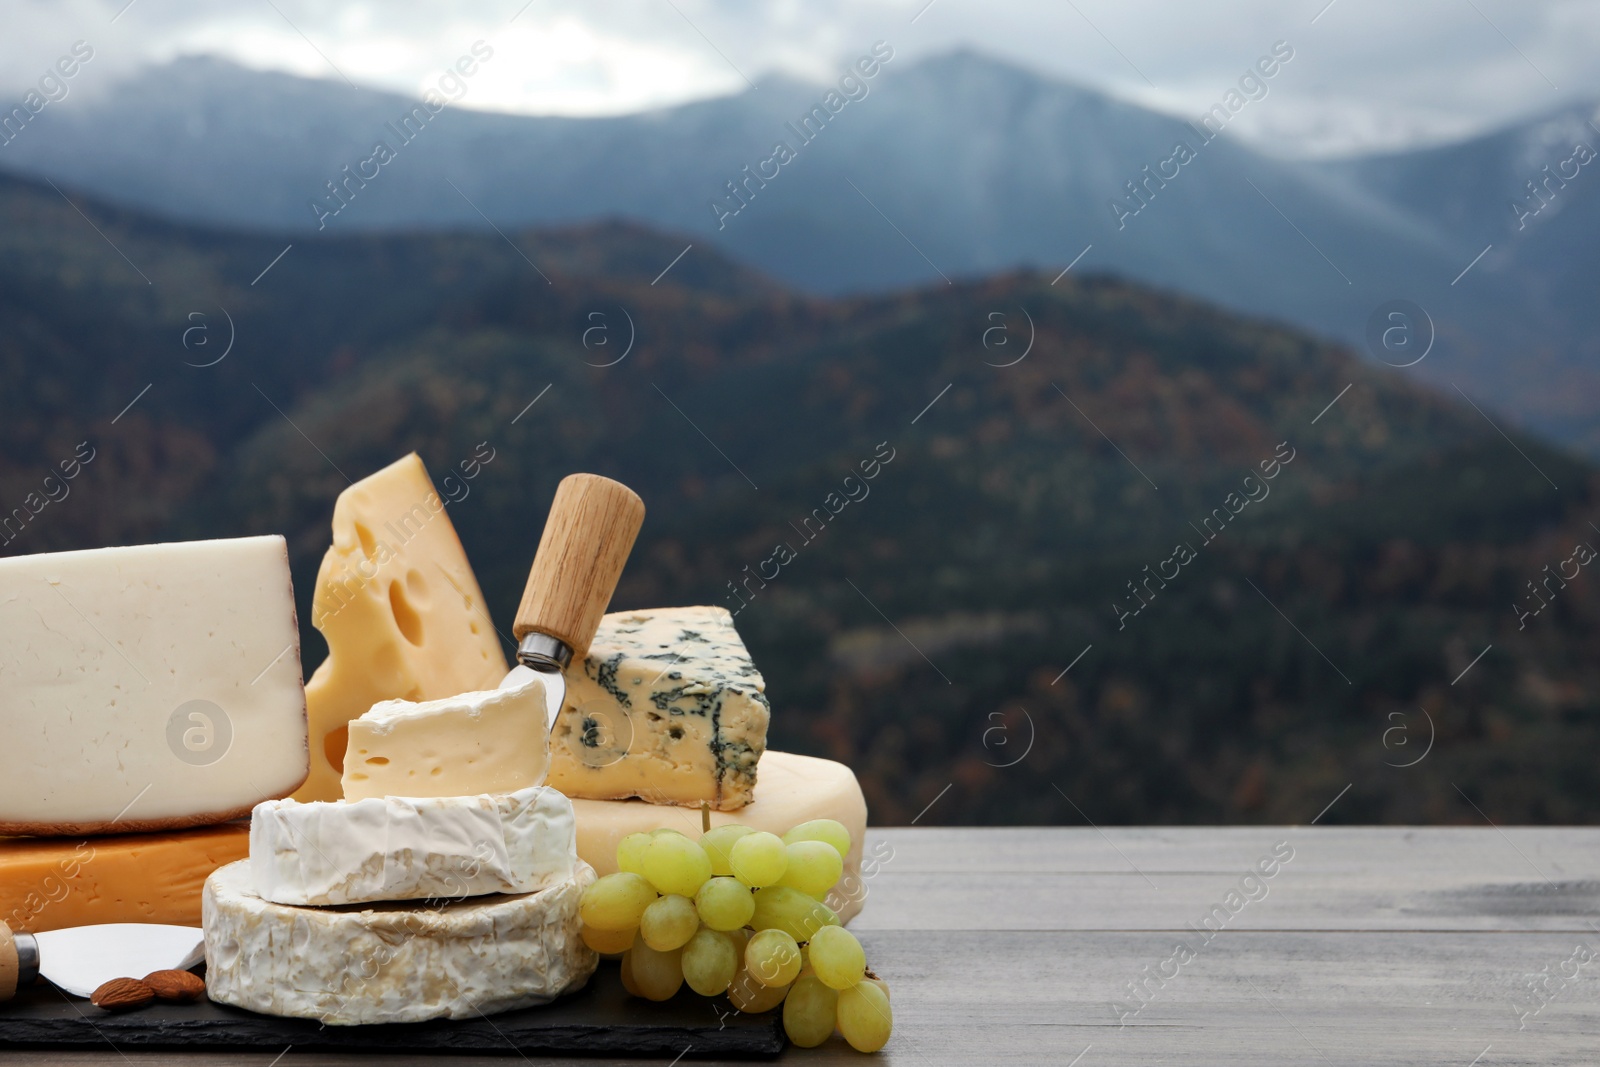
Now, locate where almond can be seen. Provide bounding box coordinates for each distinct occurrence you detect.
[142,969,206,1003]
[90,977,155,1012]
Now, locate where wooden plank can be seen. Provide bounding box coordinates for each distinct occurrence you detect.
[849,929,1600,1067]
[10,930,1597,1066]
[864,826,1600,878]
[846,828,1600,933]
[7,829,1600,1066]
[849,871,1600,932]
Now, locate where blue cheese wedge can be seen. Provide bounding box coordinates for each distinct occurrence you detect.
[549,606,770,811]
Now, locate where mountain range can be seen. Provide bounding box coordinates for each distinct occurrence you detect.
[1,166,1596,827]
[1,51,1597,454]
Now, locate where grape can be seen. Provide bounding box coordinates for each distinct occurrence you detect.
[824,871,864,915]
[651,827,687,836]
[681,927,739,996]
[581,923,637,955]
[863,974,890,1000]
[808,926,866,990]
[616,832,653,875]
[837,981,892,1051]
[619,950,643,997]
[701,823,755,877]
[751,886,840,942]
[643,833,713,897]
[782,819,852,860]
[745,928,802,987]
[777,840,844,897]
[695,876,756,931]
[640,894,699,951]
[727,965,790,1013]
[628,941,684,1002]
[730,831,788,887]
[580,872,657,931]
[783,974,839,1048]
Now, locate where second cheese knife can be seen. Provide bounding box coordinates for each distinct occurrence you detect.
[0,921,204,1001]
[502,474,645,730]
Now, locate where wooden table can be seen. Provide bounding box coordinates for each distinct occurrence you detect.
[12,827,1600,1065]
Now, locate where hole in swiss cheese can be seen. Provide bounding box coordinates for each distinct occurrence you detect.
[389,580,425,646]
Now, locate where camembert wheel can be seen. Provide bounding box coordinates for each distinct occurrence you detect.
[202,859,597,1024]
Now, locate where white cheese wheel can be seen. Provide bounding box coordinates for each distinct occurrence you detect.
[0,536,308,834]
[249,785,577,906]
[572,751,870,923]
[203,860,596,1024]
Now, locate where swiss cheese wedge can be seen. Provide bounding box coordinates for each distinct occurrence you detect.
[296,453,507,802]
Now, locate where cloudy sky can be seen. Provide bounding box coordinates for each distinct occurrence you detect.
[4,0,1598,157]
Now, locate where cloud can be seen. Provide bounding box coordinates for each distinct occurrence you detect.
[0,0,1595,154]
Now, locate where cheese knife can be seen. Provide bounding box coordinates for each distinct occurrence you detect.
[0,920,204,1001]
[501,473,645,730]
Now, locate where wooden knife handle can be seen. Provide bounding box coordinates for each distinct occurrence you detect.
[0,921,18,1002]
[514,474,645,661]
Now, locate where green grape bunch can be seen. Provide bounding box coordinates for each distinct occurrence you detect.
[577,818,893,1053]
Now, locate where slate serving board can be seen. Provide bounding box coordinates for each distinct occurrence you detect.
[0,961,783,1057]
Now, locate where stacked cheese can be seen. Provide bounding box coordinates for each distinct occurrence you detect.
[192,454,585,1023]
[548,606,871,924]
[294,502,873,923]
[295,453,509,803]
[203,676,597,1025]
[0,536,309,932]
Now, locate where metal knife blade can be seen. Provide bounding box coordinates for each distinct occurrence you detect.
[499,662,563,732]
[14,923,203,999]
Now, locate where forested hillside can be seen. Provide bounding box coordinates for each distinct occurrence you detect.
[2,171,1596,826]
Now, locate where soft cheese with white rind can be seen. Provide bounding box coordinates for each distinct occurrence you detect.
[341,676,548,802]
[298,453,507,802]
[0,536,307,835]
[250,785,576,907]
[204,860,597,1024]
[551,606,769,811]
[571,750,871,923]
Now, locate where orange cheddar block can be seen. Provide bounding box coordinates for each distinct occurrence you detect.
[0,824,249,933]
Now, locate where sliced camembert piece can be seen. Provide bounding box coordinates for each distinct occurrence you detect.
[550,606,769,811]
[0,536,307,834]
[341,676,548,802]
[251,785,576,906]
[297,453,507,802]
[203,860,597,1024]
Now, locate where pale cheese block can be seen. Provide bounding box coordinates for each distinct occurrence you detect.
[0,536,308,834]
[250,785,576,906]
[298,453,508,802]
[572,750,870,923]
[204,860,597,1024]
[551,606,769,811]
[0,824,249,933]
[340,677,548,802]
